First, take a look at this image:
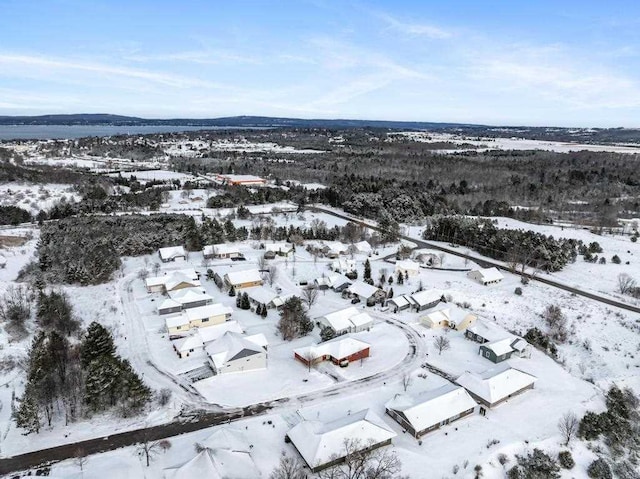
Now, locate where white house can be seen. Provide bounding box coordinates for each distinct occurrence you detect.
[318,307,373,335]
[205,331,267,375]
[224,269,264,290]
[264,242,294,257]
[385,384,477,438]
[395,259,421,277]
[246,286,292,310]
[168,288,214,310]
[159,246,187,263]
[331,258,356,275]
[157,298,183,316]
[346,281,383,305]
[145,270,200,294]
[420,304,477,331]
[467,267,504,285]
[203,243,241,260]
[287,409,396,473]
[456,364,538,408]
[354,241,372,254]
[386,294,412,312]
[410,290,444,312]
[172,321,244,358]
[313,273,351,292]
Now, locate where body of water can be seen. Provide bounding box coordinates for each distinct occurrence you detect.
[0,125,251,141]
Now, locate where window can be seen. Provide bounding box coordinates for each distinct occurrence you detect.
[202,318,209,322]
[484,350,490,358]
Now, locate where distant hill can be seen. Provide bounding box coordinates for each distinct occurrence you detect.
[0,113,479,129]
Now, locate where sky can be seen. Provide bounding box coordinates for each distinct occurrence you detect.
[1,0,639,127]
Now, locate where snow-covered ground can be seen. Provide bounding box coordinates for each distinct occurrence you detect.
[0,203,638,478]
[391,131,640,154]
[0,183,80,215]
[106,169,199,183]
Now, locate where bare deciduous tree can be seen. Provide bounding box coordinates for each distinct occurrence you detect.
[74,447,88,473]
[302,287,319,310]
[433,335,451,356]
[402,373,412,392]
[317,438,405,479]
[270,451,306,479]
[267,265,279,287]
[135,436,171,467]
[257,255,268,271]
[558,412,579,446]
[152,262,161,276]
[618,273,637,295]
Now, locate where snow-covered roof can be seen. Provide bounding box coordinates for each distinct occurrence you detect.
[172,333,204,354]
[388,295,412,308]
[456,364,537,405]
[204,243,239,256]
[422,308,450,325]
[354,241,371,253]
[473,267,504,282]
[483,338,515,356]
[145,276,167,288]
[320,307,373,332]
[410,289,443,306]
[347,281,380,299]
[146,269,199,289]
[166,314,189,329]
[315,273,351,288]
[158,298,181,311]
[332,258,355,271]
[264,242,293,252]
[323,241,348,254]
[195,321,244,345]
[245,333,269,349]
[159,246,186,260]
[385,384,477,432]
[165,273,200,291]
[467,319,511,342]
[201,426,250,452]
[224,269,263,286]
[165,450,221,479]
[168,288,212,304]
[246,286,278,305]
[205,332,266,369]
[294,336,370,362]
[287,409,396,470]
[396,259,420,271]
[184,303,233,322]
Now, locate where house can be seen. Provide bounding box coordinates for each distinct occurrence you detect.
[346,281,383,306]
[216,174,267,186]
[246,286,292,310]
[385,384,477,438]
[331,258,356,275]
[322,241,348,258]
[145,269,200,294]
[318,307,373,335]
[479,338,516,363]
[172,321,244,358]
[264,242,294,257]
[224,269,264,290]
[386,294,412,313]
[415,252,441,268]
[168,288,214,310]
[410,290,444,312]
[157,298,183,316]
[286,409,396,473]
[465,318,512,344]
[164,445,260,479]
[395,259,420,277]
[158,246,187,263]
[456,364,538,408]
[205,331,267,375]
[354,241,372,255]
[203,244,241,260]
[313,273,351,292]
[420,305,477,331]
[467,267,504,285]
[294,336,370,367]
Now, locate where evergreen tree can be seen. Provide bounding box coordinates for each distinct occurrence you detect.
[255,303,263,316]
[261,304,268,318]
[364,259,371,281]
[228,286,236,297]
[118,359,151,414]
[397,271,404,285]
[388,287,394,298]
[84,355,121,411]
[224,219,237,241]
[14,384,41,434]
[320,326,336,342]
[236,293,242,308]
[81,322,116,367]
[241,292,251,310]
[184,217,202,252]
[277,296,313,341]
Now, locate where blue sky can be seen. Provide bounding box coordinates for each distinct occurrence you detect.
[1,0,639,126]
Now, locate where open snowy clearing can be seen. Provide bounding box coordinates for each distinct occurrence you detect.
[0,183,79,215]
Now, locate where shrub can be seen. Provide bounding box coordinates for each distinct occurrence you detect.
[579,411,605,440]
[507,466,522,479]
[587,458,612,479]
[558,451,574,469]
[611,255,621,264]
[515,448,560,479]
[514,287,523,296]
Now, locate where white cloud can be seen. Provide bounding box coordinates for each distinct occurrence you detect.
[375,12,452,39]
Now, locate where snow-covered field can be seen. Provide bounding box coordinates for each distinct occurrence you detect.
[0,183,80,215]
[392,131,640,154]
[107,169,199,183]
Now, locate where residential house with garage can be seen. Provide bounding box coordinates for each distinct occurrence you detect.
[456,364,537,408]
[294,336,370,367]
[158,246,187,263]
[467,267,504,285]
